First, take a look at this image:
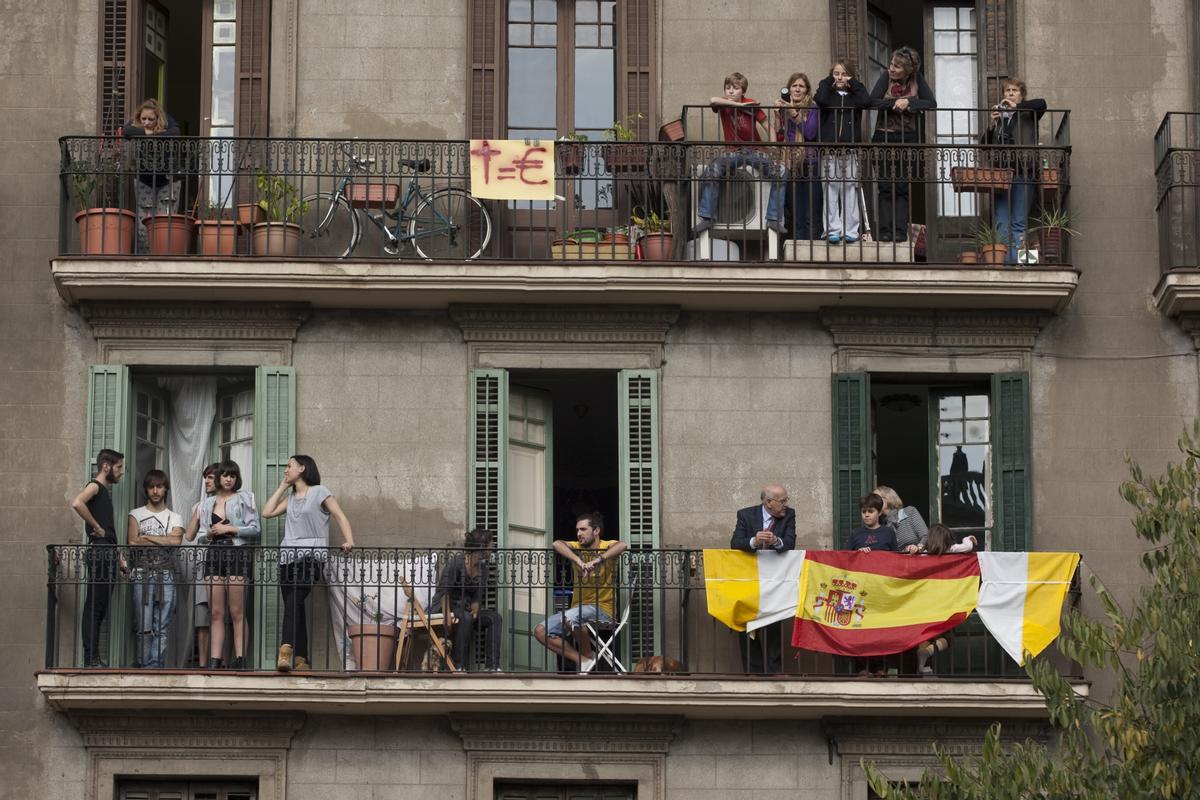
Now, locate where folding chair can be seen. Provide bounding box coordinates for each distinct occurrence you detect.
[394,576,457,672]
[581,576,636,674]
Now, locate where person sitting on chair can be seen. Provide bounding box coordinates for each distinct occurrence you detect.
[430,527,502,672]
[534,512,627,673]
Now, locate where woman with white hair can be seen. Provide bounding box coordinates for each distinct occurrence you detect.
[873,485,929,554]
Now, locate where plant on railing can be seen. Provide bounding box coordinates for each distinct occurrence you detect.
[193,177,240,256]
[972,221,1008,265]
[66,143,137,254]
[1029,207,1078,264]
[603,114,643,142]
[255,171,308,223]
[632,209,673,260]
[558,132,590,176]
[602,113,647,173]
[67,149,124,211]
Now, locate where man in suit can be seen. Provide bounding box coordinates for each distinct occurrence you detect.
[730,484,796,674]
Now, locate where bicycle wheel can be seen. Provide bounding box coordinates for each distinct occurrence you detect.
[408,189,492,260]
[299,192,359,258]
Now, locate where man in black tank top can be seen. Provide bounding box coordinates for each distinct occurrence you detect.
[70,449,125,667]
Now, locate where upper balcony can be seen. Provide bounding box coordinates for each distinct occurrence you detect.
[37,544,1084,720]
[52,107,1077,314]
[1153,112,1200,316]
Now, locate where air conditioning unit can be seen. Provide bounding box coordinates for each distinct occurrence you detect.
[690,163,771,233]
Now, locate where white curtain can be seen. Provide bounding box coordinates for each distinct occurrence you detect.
[159,376,217,666]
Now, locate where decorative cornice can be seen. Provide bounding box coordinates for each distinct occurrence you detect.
[80,301,310,341]
[450,304,680,344]
[820,308,1050,349]
[451,714,682,753]
[69,711,305,749]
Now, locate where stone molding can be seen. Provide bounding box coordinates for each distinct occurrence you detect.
[450,304,679,368]
[451,714,682,753]
[820,308,1050,350]
[80,301,309,365]
[1175,312,1200,349]
[465,752,664,800]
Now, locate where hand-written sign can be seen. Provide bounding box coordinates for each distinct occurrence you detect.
[469,139,555,200]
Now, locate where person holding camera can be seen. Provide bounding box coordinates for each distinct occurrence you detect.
[984,78,1047,264]
[775,72,823,240]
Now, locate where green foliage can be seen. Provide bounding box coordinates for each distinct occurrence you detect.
[603,113,644,142]
[68,149,123,210]
[1031,207,1079,237]
[631,209,670,234]
[866,422,1200,799]
[971,220,1007,248]
[255,171,309,223]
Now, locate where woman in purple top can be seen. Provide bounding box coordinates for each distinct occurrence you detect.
[775,72,823,240]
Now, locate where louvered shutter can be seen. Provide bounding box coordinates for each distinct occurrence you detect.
[253,366,294,668]
[98,0,137,134]
[992,371,1031,551]
[980,0,1015,105]
[469,369,508,541]
[467,0,503,138]
[619,369,659,660]
[618,0,655,135]
[828,0,867,82]
[832,372,871,549]
[236,0,271,136]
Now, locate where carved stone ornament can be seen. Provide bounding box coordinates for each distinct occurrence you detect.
[819,308,1050,350]
[450,714,682,754]
[70,711,306,749]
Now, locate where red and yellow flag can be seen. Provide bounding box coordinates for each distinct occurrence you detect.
[792,551,980,656]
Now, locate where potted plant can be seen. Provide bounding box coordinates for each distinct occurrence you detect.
[600,114,647,173]
[633,209,673,261]
[972,221,1009,265]
[345,586,401,671]
[558,132,588,176]
[67,148,136,255]
[252,171,308,256]
[1029,207,1078,264]
[144,210,195,255]
[195,204,239,257]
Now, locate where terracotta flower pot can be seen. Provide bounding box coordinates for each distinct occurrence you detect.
[640,232,674,261]
[196,219,239,256]
[1035,229,1064,263]
[600,143,648,173]
[237,203,266,227]
[144,213,195,255]
[75,208,137,255]
[558,144,586,176]
[958,250,979,265]
[979,244,1008,265]
[348,624,399,671]
[252,221,302,256]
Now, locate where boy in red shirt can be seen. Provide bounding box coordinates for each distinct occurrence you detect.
[696,72,787,236]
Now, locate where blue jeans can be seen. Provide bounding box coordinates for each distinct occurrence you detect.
[133,569,177,668]
[698,150,786,222]
[543,604,612,638]
[995,178,1035,264]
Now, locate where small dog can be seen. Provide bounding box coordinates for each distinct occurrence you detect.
[632,655,685,674]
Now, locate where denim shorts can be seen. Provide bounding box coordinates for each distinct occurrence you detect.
[543,604,612,638]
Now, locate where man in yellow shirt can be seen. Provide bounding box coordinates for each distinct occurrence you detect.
[534,512,628,673]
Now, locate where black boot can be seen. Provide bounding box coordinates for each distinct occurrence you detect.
[209,658,224,670]
[230,656,246,670]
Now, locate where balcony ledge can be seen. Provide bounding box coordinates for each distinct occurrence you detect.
[1152,271,1200,317]
[52,258,1079,313]
[36,670,1086,720]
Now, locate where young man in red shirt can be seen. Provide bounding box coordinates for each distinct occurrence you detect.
[696,72,787,236]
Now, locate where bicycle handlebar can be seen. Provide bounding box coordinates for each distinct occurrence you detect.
[339,142,374,171]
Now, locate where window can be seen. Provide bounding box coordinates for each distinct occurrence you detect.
[134,384,170,477]
[495,783,635,800]
[215,384,255,488]
[935,390,990,546]
[118,779,257,800]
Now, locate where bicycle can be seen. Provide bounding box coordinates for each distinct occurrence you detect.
[299,143,492,259]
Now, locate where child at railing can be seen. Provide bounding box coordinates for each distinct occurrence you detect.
[984,78,1047,264]
[694,72,788,237]
[121,99,181,254]
[814,62,870,244]
[913,524,978,674]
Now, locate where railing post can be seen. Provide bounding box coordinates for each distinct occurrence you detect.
[45,545,59,669]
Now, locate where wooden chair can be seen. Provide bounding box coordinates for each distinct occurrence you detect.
[394,576,457,672]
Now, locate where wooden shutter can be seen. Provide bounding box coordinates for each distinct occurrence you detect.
[618,0,655,135]
[992,371,1031,551]
[253,365,294,668]
[87,365,132,525]
[619,369,659,660]
[469,369,508,542]
[236,0,271,136]
[832,372,871,549]
[980,0,1015,106]
[828,0,866,79]
[98,0,138,134]
[467,0,503,138]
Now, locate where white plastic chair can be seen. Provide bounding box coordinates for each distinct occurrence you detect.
[581,575,637,674]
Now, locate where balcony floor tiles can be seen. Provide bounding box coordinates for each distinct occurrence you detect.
[51,258,1079,313]
[37,670,1087,719]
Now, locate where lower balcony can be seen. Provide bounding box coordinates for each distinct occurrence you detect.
[52,132,1078,313]
[38,545,1086,718]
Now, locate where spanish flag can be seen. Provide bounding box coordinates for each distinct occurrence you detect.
[704,549,807,632]
[976,552,1080,665]
[791,551,980,656]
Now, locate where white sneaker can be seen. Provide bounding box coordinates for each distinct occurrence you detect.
[579,657,596,673]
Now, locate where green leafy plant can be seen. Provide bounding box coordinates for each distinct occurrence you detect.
[561,132,590,142]
[255,171,309,223]
[865,421,1200,800]
[603,114,644,142]
[67,150,123,210]
[632,209,670,234]
[971,220,1006,248]
[1030,207,1079,237]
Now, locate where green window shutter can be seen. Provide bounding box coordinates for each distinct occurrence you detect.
[86,364,132,532]
[252,366,294,669]
[832,372,871,549]
[469,369,508,544]
[619,369,660,660]
[992,371,1032,551]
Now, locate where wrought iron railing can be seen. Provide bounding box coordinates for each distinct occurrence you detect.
[59,112,1070,266]
[45,544,1079,679]
[1155,112,1200,272]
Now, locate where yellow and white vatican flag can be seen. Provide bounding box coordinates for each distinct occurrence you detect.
[703,549,807,632]
[976,551,1080,665]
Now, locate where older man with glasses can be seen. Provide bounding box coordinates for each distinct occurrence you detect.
[730,484,797,673]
